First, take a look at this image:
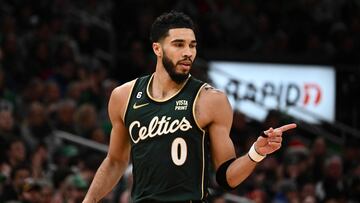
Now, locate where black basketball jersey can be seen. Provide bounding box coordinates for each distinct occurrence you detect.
[124,74,209,202]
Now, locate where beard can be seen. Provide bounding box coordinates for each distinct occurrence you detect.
[162,51,191,84]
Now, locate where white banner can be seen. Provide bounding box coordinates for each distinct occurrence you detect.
[208,61,336,123]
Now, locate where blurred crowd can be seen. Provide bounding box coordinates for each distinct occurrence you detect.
[1,0,360,203]
[113,0,360,64]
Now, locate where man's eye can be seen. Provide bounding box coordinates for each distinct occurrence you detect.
[174,43,183,47]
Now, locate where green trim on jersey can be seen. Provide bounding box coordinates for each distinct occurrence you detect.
[124,75,209,202]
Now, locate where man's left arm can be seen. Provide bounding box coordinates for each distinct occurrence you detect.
[205,88,296,189]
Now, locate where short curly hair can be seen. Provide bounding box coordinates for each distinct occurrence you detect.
[150,10,196,43]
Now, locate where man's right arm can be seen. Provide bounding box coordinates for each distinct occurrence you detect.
[83,83,133,203]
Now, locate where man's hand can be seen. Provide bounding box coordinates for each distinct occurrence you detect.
[255,123,297,156]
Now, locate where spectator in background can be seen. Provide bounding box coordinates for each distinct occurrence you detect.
[53,99,77,134]
[26,40,52,79]
[230,111,256,156]
[43,80,61,107]
[52,173,89,203]
[256,156,281,196]
[51,167,73,201]
[85,66,109,109]
[98,79,119,135]
[300,181,317,203]
[283,138,311,182]
[210,192,227,203]
[21,78,46,105]
[53,145,79,171]
[0,159,11,196]
[0,108,21,162]
[72,65,106,109]
[346,163,360,202]
[342,139,360,202]
[39,180,55,203]
[0,108,20,140]
[1,31,27,86]
[63,174,88,203]
[115,39,154,83]
[30,144,50,180]
[66,81,86,105]
[246,187,268,203]
[76,154,104,187]
[19,178,43,203]
[21,102,53,151]
[51,61,77,95]
[0,164,31,201]
[316,155,347,202]
[342,138,360,175]
[73,24,94,56]
[0,68,18,112]
[74,103,98,138]
[53,40,77,67]
[5,138,28,169]
[309,137,328,182]
[88,127,108,144]
[273,179,299,203]
[43,80,63,120]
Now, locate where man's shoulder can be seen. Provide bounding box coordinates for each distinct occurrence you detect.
[110,79,138,101]
[195,83,231,127]
[197,83,229,112]
[109,79,139,120]
[199,83,227,100]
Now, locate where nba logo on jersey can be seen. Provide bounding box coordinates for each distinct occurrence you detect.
[136,92,143,98]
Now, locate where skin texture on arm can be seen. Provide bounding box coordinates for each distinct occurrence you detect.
[82,81,134,203]
[197,84,297,189]
[196,85,257,188]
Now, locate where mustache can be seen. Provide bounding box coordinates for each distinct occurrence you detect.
[176,58,193,65]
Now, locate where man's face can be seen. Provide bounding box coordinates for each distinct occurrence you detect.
[13,168,30,189]
[159,28,197,84]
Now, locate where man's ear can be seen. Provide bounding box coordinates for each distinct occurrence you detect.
[152,42,162,57]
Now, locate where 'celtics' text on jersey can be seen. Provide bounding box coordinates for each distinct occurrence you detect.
[124,75,209,202]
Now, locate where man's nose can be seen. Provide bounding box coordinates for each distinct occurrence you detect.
[182,47,193,58]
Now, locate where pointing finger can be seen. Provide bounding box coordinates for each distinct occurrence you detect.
[278,123,297,132]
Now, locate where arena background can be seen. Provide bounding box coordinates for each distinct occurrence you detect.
[0,0,359,202]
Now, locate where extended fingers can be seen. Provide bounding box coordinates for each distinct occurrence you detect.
[279,123,297,132]
[263,128,282,138]
[262,123,297,138]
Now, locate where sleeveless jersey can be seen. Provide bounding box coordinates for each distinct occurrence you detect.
[124,74,209,202]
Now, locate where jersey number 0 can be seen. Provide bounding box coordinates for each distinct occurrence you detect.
[171,137,187,166]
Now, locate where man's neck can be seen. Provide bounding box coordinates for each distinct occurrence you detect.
[150,71,188,100]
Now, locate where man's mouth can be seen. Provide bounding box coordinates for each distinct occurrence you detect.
[178,60,192,67]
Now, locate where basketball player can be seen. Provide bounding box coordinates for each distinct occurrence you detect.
[82,11,296,203]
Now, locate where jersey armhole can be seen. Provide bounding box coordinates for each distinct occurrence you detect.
[123,78,139,123]
[192,83,207,134]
